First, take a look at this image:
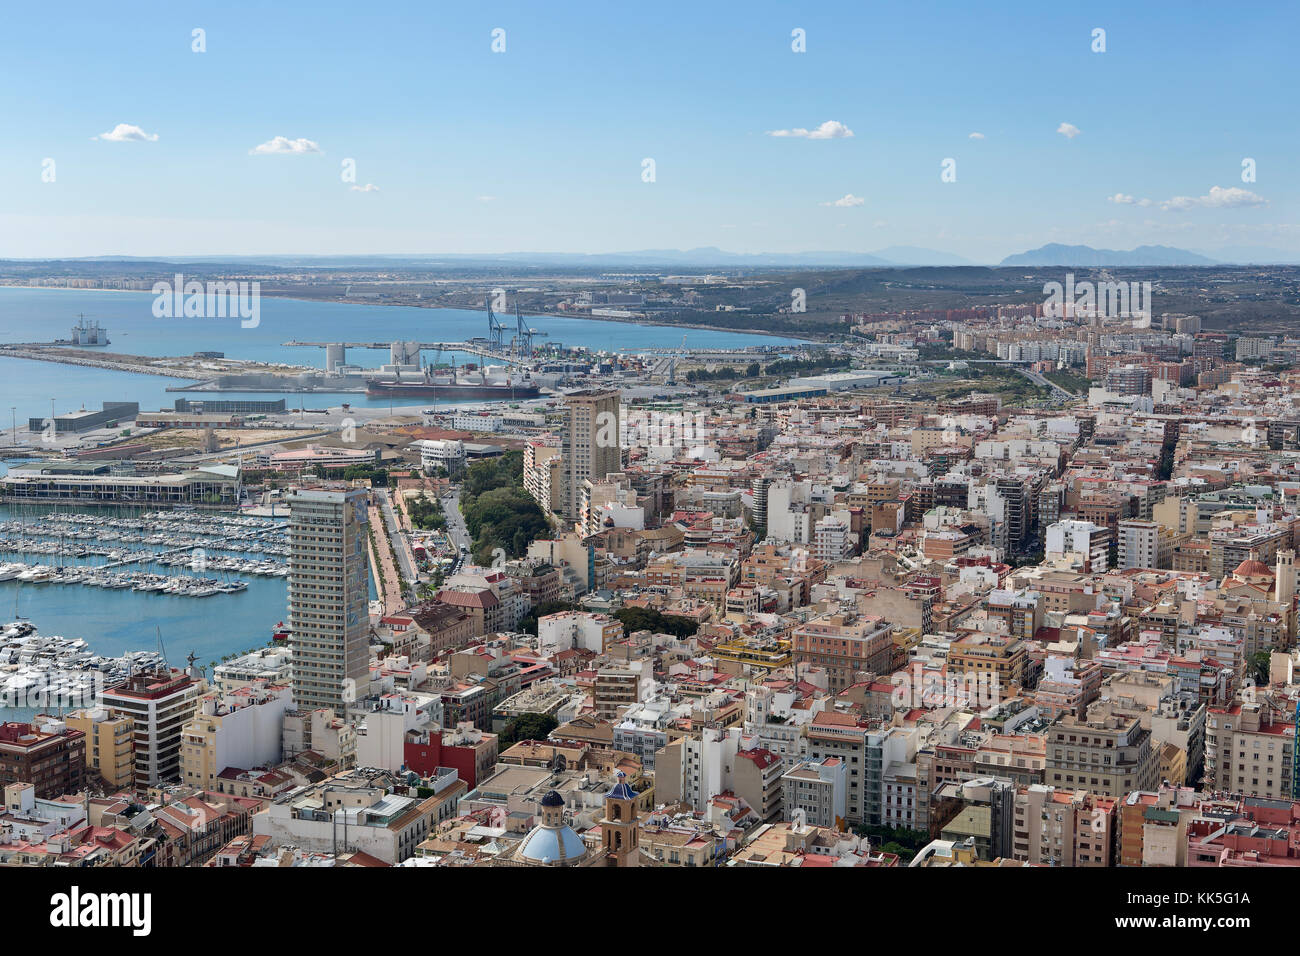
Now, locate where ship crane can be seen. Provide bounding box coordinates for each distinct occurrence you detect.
[486,294,507,349]
[514,297,536,356]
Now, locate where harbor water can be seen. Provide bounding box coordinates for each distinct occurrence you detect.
[0,287,808,426]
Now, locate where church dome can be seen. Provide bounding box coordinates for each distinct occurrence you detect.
[1233,558,1273,579]
[516,793,588,866]
[517,822,588,864]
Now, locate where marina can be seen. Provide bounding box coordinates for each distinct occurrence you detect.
[0,563,251,596]
[0,501,350,670]
[0,510,289,598]
[0,619,164,712]
[0,509,288,577]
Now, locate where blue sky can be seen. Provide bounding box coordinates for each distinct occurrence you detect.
[1,0,1295,261]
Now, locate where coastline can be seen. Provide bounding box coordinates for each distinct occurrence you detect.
[0,284,823,344]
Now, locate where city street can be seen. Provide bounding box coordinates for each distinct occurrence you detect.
[366,498,406,615]
[376,487,417,584]
[442,485,472,569]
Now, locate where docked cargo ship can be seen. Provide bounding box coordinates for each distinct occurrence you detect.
[365,364,541,399]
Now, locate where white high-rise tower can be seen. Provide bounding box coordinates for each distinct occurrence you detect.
[287,488,371,712]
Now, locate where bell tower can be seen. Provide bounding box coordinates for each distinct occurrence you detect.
[601,772,640,867]
[1276,549,1296,606]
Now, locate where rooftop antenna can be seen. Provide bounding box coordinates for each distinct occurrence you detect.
[156,625,169,665]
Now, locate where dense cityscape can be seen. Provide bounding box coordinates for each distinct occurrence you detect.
[7,0,1298,937]
[3,283,1299,881]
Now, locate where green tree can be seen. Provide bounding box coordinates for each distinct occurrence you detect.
[499,712,559,747]
[1250,651,1272,686]
[614,606,698,639]
[408,493,447,530]
[460,452,549,563]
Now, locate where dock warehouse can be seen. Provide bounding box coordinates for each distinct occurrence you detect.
[27,402,139,434]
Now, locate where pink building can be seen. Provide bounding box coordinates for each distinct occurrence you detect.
[1187,799,1300,866]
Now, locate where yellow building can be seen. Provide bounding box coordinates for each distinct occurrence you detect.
[711,635,792,677]
[1158,741,1187,786]
[66,708,134,791]
[947,632,1028,691]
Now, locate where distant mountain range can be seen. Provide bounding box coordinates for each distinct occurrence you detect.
[999,244,1219,267]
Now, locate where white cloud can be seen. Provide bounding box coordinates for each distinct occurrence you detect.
[820,193,865,208]
[1108,193,1156,207]
[93,123,158,143]
[477,195,497,202]
[873,220,887,228]
[766,120,854,139]
[1160,186,1268,211]
[968,132,985,140]
[350,184,379,193]
[1057,122,1081,139]
[249,136,323,155]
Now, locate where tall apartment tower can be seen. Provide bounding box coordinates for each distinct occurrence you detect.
[287,488,371,712]
[562,390,621,524]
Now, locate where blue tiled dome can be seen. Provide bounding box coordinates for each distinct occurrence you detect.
[517,822,588,865]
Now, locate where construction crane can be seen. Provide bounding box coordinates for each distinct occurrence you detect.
[666,334,687,385]
[485,293,507,349]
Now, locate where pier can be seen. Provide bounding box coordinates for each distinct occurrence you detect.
[0,345,206,380]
